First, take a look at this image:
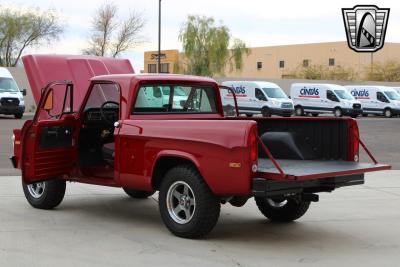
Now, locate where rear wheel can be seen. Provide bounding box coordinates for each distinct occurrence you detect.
[362,113,368,117]
[351,114,359,118]
[334,108,343,117]
[245,113,253,117]
[22,179,66,209]
[255,196,310,222]
[159,165,220,238]
[295,106,304,116]
[123,188,155,199]
[384,108,392,118]
[14,113,23,119]
[311,113,319,117]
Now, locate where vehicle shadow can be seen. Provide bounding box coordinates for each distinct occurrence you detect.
[58,194,359,249]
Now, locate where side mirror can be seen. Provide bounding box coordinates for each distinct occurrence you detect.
[22,89,27,96]
[43,89,54,111]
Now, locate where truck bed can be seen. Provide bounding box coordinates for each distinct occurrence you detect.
[258,159,389,180]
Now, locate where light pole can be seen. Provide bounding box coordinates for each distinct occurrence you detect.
[158,0,161,73]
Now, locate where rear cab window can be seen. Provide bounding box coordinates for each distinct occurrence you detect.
[132,85,218,114]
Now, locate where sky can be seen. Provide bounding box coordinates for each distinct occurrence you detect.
[2,0,400,71]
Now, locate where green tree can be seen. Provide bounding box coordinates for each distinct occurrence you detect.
[179,15,250,77]
[0,7,64,67]
[83,2,145,57]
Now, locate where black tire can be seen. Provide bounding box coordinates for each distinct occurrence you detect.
[14,113,23,119]
[22,179,66,210]
[384,108,392,118]
[245,113,253,117]
[254,196,310,222]
[159,165,220,239]
[123,188,155,199]
[261,107,271,117]
[311,113,319,117]
[362,114,368,117]
[294,106,304,116]
[334,107,343,117]
[351,114,358,118]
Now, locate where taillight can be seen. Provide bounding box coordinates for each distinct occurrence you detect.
[249,125,258,171]
[349,120,360,161]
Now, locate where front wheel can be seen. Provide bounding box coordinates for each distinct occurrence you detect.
[22,179,66,209]
[123,188,154,199]
[14,113,23,119]
[295,106,304,116]
[334,108,343,117]
[384,108,392,118]
[254,196,310,222]
[261,107,271,117]
[311,113,319,117]
[159,165,220,239]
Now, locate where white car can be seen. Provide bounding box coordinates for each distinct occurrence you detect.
[0,67,26,119]
[221,81,293,117]
[291,83,362,118]
[345,85,400,118]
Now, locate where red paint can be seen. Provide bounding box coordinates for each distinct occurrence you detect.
[12,55,391,197]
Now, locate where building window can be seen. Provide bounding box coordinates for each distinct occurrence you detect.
[148,64,157,73]
[329,58,335,66]
[279,60,285,68]
[303,59,309,67]
[160,63,170,73]
[257,61,262,70]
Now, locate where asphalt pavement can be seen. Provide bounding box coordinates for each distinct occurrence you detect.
[0,171,399,266]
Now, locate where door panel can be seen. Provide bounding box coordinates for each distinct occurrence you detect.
[22,116,78,183]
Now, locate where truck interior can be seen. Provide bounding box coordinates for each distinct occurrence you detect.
[78,83,120,177]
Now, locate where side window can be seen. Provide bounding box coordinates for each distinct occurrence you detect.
[327,90,339,102]
[255,88,267,101]
[377,92,389,103]
[133,85,217,114]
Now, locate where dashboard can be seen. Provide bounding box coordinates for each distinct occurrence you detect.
[83,108,119,127]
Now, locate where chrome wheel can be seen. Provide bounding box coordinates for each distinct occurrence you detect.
[27,182,46,199]
[166,181,196,224]
[384,109,392,118]
[267,198,288,208]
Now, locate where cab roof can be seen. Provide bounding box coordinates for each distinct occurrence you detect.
[91,73,217,84]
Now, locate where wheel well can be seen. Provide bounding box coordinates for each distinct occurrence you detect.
[152,156,198,190]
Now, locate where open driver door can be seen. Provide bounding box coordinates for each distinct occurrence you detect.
[21,81,79,184]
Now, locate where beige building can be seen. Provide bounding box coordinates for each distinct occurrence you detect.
[143,41,400,79]
[143,49,179,74]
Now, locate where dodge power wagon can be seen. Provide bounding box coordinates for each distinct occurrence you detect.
[11,55,391,238]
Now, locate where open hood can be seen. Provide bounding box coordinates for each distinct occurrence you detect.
[22,54,134,110]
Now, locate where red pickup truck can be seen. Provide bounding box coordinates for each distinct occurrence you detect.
[11,55,390,238]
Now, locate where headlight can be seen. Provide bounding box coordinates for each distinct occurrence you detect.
[19,96,24,101]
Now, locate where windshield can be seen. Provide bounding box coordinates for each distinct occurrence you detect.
[334,89,354,100]
[0,77,19,92]
[384,91,400,100]
[262,87,288,99]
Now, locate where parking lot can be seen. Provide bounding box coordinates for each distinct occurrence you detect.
[1,115,400,266]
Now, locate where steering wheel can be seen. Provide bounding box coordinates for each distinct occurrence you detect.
[100,101,119,126]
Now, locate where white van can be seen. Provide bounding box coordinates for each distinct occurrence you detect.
[392,87,400,96]
[345,85,400,118]
[221,81,294,117]
[0,68,26,119]
[291,83,362,118]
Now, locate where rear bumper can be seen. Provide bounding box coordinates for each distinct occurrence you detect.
[252,174,364,197]
[0,105,25,115]
[270,108,294,116]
